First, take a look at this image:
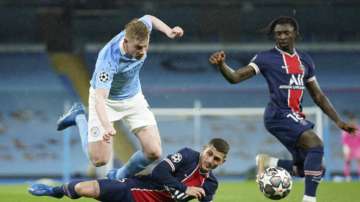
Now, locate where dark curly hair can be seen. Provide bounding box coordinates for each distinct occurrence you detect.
[265,16,300,38]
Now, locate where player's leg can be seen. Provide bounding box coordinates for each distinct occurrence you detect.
[343,145,351,181]
[255,154,280,178]
[57,103,89,159]
[356,158,360,179]
[87,129,114,167]
[353,147,360,179]
[28,180,95,199]
[109,94,161,179]
[297,129,324,202]
[86,88,118,167]
[112,125,162,179]
[96,179,134,202]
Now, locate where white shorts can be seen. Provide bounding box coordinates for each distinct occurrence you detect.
[88,88,157,142]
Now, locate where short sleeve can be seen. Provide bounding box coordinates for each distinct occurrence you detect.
[248,53,265,74]
[92,60,116,89]
[304,54,316,83]
[163,148,192,172]
[138,15,152,32]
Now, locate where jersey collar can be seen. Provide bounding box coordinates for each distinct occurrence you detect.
[119,39,126,56]
[275,46,297,57]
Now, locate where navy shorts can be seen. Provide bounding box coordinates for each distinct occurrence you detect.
[97,179,135,202]
[264,105,314,164]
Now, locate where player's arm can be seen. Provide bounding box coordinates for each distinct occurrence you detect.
[209,51,256,84]
[152,161,205,200]
[152,149,205,199]
[198,179,218,202]
[145,15,184,39]
[94,88,116,142]
[306,79,356,134]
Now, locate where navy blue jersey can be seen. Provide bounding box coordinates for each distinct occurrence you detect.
[128,147,218,202]
[249,47,316,113]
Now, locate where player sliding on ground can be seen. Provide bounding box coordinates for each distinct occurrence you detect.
[209,16,356,202]
[56,15,183,179]
[29,138,229,202]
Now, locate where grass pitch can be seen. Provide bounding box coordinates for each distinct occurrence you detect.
[1,181,359,202]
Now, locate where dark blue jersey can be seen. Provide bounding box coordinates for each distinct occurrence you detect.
[249,47,316,114]
[129,147,218,202]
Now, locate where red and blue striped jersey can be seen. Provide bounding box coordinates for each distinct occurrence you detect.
[249,47,316,113]
[130,147,218,202]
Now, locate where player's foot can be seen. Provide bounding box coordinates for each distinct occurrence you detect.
[255,154,271,182]
[28,184,63,198]
[57,102,85,131]
[106,169,118,180]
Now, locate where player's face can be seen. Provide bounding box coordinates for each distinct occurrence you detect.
[124,37,149,60]
[273,24,296,52]
[200,145,226,172]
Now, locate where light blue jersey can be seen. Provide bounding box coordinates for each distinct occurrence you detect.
[90,15,152,100]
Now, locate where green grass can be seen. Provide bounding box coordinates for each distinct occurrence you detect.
[1,181,360,202]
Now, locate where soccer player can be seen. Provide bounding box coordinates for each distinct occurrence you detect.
[28,138,229,202]
[56,15,184,179]
[341,114,360,181]
[209,16,357,202]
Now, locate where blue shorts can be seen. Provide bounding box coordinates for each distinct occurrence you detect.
[264,105,314,165]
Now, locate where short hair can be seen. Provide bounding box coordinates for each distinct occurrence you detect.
[125,18,149,41]
[266,16,300,37]
[208,138,230,156]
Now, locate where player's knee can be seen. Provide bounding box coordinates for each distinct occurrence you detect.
[145,147,162,161]
[298,131,323,149]
[75,181,99,198]
[90,156,109,167]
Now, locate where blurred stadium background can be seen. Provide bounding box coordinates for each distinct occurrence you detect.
[0,0,359,188]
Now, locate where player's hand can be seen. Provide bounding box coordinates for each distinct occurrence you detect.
[103,125,116,143]
[167,26,184,39]
[185,186,205,199]
[209,51,226,66]
[337,121,357,135]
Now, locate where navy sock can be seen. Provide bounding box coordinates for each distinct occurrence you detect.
[304,146,324,197]
[51,186,65,198]
[63,180,84,199]
[277,159,293,174]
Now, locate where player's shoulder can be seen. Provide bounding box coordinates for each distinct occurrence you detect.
[177,147,199,158]
[296,49,313,61]
[253,48,278,59]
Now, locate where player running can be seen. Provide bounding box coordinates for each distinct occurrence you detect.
[28,138,229,202]
[56,15,183,179]
[209,16,356,202]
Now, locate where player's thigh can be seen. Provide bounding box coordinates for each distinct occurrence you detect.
[265,111,314,146]
[297,129,323,149]
[135,125,161,153]
[88,88,122,143]
[97,179,134,202]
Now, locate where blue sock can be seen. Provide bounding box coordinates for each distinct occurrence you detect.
[304,146,324,197]
[278,159,294,174]
[115,150,152,179]
[75,114,89,159]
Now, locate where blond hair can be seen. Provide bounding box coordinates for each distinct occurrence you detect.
[125,19,149,41]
